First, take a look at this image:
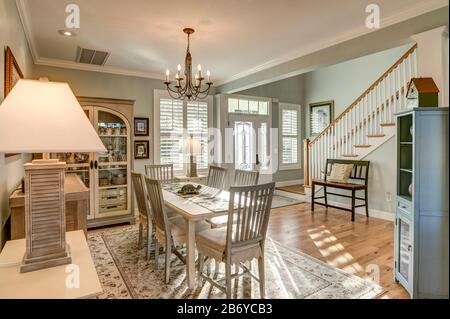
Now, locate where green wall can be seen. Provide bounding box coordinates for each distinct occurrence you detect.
[0,0,34,248]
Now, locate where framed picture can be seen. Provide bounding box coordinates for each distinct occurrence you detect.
[4,47,24,158]
[309,101,334,136]
[134,117,149,136]
[134,140,149,159]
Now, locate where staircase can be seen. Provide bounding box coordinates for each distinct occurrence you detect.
[303,44,418,187]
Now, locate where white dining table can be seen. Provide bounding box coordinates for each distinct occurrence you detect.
[161,183,231,289]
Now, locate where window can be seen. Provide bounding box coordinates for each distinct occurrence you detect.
[279,103,301,170]
[159,98,184,170]
[228,97,269,115]
[187,101,209,170]
[154,90,212,173]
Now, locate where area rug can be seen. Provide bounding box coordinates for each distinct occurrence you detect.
[271,195,303,209]
[87,225,384,299]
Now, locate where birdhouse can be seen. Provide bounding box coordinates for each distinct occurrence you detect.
[406,77,439,108]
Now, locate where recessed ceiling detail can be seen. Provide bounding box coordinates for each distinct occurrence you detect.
[15,0,448,85]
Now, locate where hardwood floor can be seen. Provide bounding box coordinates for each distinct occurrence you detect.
[267,202,409,299]
[276,184,305,195]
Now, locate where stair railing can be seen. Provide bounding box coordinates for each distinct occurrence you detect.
[303,44,417,187]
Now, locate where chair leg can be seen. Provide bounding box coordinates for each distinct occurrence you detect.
[138,222,143,249]
[324,186,328,208]
[225,261,232,299]
[154,241,160,270]
[213,260,220,279]
[365,188,369,218]
[146,223,152,261]
[198,253,204,288]
[165,239,172,284]
[351,190,356,222]
[311,183,316,212]
[258,254,265,299]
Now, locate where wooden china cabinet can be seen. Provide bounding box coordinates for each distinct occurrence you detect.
[51,97,135,228]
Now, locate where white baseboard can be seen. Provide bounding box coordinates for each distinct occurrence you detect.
[275,179,304,187]
[303,198,394,221]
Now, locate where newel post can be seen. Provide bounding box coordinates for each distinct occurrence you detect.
[303,139,311,186]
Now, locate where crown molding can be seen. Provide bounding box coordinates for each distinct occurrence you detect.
[35,57,166,80]
[215,0,449,86]
[16,0,448,85]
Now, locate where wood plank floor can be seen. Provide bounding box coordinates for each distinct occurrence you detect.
[267,202,409,299]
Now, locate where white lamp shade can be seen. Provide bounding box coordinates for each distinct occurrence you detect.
[0,79,106,153]
[184,136,202,155]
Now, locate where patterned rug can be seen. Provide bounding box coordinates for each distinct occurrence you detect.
[87,225,384,299]
[271,195,303,208]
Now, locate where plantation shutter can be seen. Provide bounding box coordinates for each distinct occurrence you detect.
[187,101,209,170]
[159,98,184,170]
[281,108,299,165]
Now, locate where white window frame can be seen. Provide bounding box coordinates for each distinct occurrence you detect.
[153,89,213,176]
[279,102,302,171]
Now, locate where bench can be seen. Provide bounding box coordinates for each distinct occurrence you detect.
[311,159,370,222]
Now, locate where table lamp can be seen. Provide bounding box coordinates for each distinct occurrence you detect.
[184,134,201,177]
[0,79,106,273]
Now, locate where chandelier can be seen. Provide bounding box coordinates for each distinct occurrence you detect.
[164,28,213,100]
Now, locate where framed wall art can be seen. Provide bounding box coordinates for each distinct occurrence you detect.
[4,46,24,158]
[309,101,334,136]
[134,117,149,136]
[134,140,149,159]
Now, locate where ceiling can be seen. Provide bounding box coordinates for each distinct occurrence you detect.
[17,0,448,85]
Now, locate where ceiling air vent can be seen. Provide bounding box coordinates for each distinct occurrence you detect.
[76,47,110,66]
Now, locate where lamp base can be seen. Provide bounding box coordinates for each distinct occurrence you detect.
[21,246,72,273]
[187,155,198,178]
[21,159,71,273]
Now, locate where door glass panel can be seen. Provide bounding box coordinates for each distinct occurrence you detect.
[399,219,410,281]
[259,122,269,169]
[98,164,128,214]
[234,121,253,170]
[98,111,128,164]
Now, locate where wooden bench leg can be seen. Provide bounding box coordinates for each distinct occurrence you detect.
[351,189,356,222]
[365,188,369,218]
[324,186,328,208]
[311,183,315,212]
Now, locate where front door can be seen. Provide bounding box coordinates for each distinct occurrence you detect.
[229,114,272,185]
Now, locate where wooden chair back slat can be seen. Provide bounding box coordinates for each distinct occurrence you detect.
[131,172,150,220]
[226,183,275,251]
[234,169,259,186]
[144,177,170,234]
[207,165,227,190]
[145,164,174,184]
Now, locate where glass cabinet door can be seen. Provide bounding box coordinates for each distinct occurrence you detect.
[95,109,130,219]
[396,216,412,289]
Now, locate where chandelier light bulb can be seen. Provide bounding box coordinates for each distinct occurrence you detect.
[165,69,170,82]
[177,64,182,71]
[198,64,202,71]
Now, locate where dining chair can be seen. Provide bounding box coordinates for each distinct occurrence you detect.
[144,176,211,284]
[206,169,260,228]
[196,182,276,298]
[131,172,154,260]
[207,165,227,190]
[145,164,174,184]
[234,169,260,186]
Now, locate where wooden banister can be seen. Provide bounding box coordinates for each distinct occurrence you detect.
[309,44,417,146]
[303,139,310,186]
